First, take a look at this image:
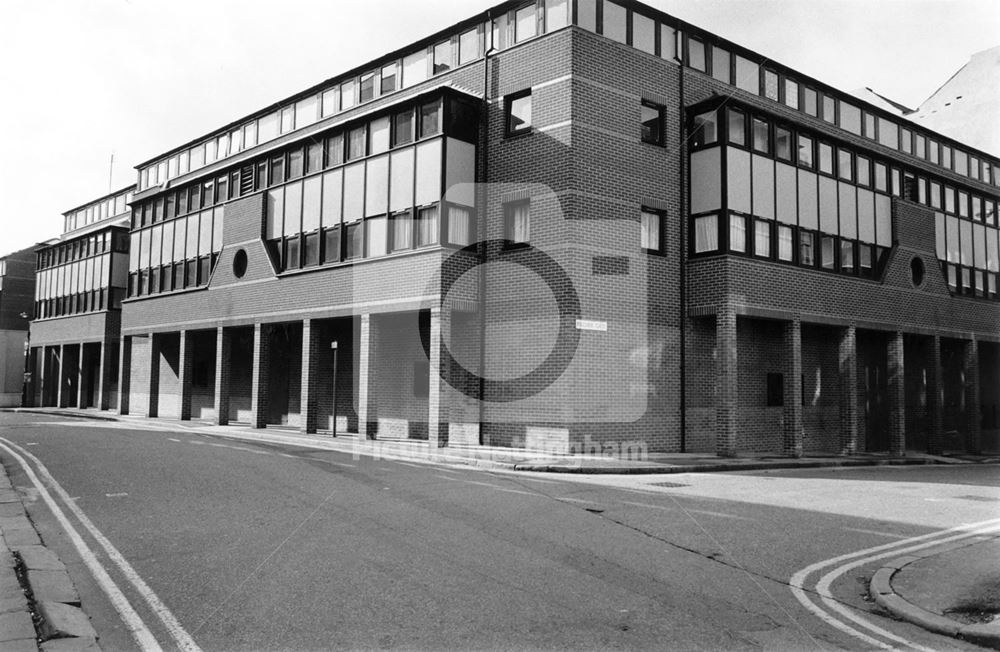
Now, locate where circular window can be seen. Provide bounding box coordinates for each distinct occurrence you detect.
[232,249,248,279]
[910,256,925,288]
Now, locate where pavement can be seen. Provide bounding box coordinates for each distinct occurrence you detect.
[0,456,99,651]
[2,406,999,650]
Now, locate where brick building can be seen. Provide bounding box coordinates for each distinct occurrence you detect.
[57,0,1000,456]
[28,187,133,410]
[0,247,36,407]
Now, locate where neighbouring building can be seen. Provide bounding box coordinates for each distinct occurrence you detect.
[27,187,133,410]
[44,0,1000,456]
[0,247,36,407]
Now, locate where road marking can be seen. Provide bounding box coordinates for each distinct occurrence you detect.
[167,438,181,443]
[684,508,752,521]
[0,438,204,652]
[105,493,129,498]
[394,461,421,468]
[26,442,38,446]
[435,474,463,481]
[622,500,674,511]
[790,516,1000,650]
[0,439,163,651]
[493,488,537,496]
[842,527,908,539]
[330,462,355,468]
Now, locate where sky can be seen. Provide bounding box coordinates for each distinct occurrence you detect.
[0,0,997,255]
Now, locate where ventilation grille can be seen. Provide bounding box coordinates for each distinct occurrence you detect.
[239,165,254,196]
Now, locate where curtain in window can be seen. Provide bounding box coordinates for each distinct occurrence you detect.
[510,203,530,242]
[778,226,793,260]
[418,206,439,246]
[754,221,770,256]
[641,212,659,250]
[729,215,746,253]
[448,206,473,246]
[393,213,412,251]
[694,215,718,252]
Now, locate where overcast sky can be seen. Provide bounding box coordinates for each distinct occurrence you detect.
[1,0,997,254]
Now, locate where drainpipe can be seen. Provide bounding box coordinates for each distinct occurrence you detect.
[679,59,688,452]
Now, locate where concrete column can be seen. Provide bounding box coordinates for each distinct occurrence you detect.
[926,335,945,455]
[887,331,906,456]
[964,337,981,454]
[56,344,66,408]
[300,320,320,434]
[35,347,45,408]
[214,327,231,426]
[428,308,450,448]
[715,303,738,457]
[146,334,160,418]
[358,314,375,439]
[178,331,194,420]
[838,325,858,455]
[117,336,131,415]
[250,323,270,429]
[783,318,803,458]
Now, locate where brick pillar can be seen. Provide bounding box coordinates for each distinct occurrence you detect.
[117,336,131,415]
[250,323,270,429]
[715,304,738,457]
[887,331,906,456]
[300,320,320,434]
[36,347,46,408]
[838,325,858,455]
[147,334,160,418]
[97,342,113,411]
[926,334,945,455]
[358,314,375,439]
[56,344,66,408]
[428,308,450,448]
[214,327,231,426]
[178,331,194,420]
[964,337,981,454]
[783,318,803,458]
[76,345,86,409]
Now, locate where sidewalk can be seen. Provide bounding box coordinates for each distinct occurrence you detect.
[6,407,998,474]
[0,460,99,651]
[871,536,1000,650]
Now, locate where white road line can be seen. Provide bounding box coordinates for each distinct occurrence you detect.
[330,462,355,468]
[434,474,463,482]
[1,438,204,652]
[790,516,1000,650]
[493,488,537,496]
[685,508,752,521]
[842,527,908,539]
[0,439,162,651]
[622,500,674,511]
[167,438,181,443]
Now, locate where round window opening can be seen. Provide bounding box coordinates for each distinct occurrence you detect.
[910,256,925,288]
[233,249,248,279]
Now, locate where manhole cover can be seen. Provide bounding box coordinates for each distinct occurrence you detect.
[650,481,690,488]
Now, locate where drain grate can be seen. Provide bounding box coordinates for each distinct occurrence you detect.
[650,481,690,488]
[956,495,1000,502]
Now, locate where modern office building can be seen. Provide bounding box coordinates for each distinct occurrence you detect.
[0,247,36,407]
[28,187,133,410]
[83,0,1000,456]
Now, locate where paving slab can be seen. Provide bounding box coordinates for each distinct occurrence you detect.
[3,638,39,652]
[16,547,65,573]
[37,601,97,641]
[26,571,79,605]
[41,637,100,652]
[3,528,41,548]
[0,609,37,643]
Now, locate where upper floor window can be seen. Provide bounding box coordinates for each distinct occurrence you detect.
[641,101,664,146]
[692,110,718,147]
[504,201,530,244]
[506,91,532,136]
[641,209,664,252]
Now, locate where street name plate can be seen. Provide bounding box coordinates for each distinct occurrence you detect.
[575,319,608,332]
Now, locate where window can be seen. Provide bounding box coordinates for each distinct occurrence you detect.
[394,109,414,146]
[799,230,815,266]
[728,109,746,146]
[641,210,663,252]
[641,102,664,145]
[837,149,853,182]
[348,126,366,159]
[694,214,719,253]
[688,37,706,72]
[692,110,718,147]
[818,143,833,175]
[712,46,730,83]
[775,127,792,161]
[752,118,769,153]
[506,91,532,136]
[763,70,779,101]
[797,135,813,168]
[777,225,793,261]
[515,4,537,42]
[459,28,480,65]
[505,201,530,244]
[754,220,771,258]
[420,99,441,138]
[632,12,655,54]
[416,206,439,246]
[602,1,627,44]
[803,88,818,117]
[734,55,758,94]
[729,214,747,253]
[821,94,836,124]
[381,63,397,94]
[433,41,452,74]
[784,79,799,110]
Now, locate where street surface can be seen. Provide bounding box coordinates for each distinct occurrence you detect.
[0,411,998,651]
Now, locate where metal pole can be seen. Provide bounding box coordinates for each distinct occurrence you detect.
[19,312,30,408]
[330,341,338,438]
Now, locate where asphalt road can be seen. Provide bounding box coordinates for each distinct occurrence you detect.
[0,411,997,651]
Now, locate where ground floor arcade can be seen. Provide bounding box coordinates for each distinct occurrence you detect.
[687,305,997,456]
[29,340,119,411]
